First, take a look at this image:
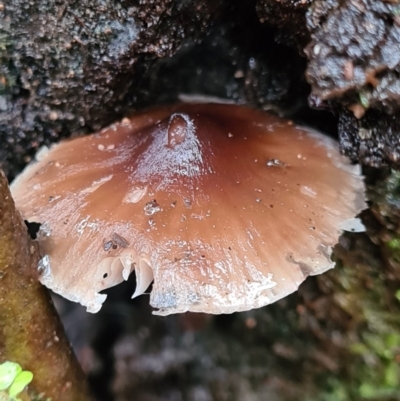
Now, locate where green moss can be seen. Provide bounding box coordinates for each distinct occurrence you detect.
[348,332,400,398]
[307,170,400,400]
[0,361,33,401]
[386,238,400,250]
[369,171,400,218]
[359,92,370,109]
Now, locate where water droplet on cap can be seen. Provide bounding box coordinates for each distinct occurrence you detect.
[123,186,147,204]
[167,113,190,148]
[266,159,285,167]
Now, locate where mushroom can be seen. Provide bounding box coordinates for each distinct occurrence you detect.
[11,103,366,315]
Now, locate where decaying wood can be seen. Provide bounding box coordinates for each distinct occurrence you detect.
[0,170,92,401]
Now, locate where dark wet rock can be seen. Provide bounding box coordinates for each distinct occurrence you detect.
[305,0,400,166]
[1,0,320,179]
[135,4,310,119]
[0,0,223,179]
[256,0,313,47]
[339,109,400,167]
[255,0,400,167]
[306,0,400,109]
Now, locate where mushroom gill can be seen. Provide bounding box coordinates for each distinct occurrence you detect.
[11,103,366,315]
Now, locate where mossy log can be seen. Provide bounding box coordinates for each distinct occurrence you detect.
[0,170,92,401]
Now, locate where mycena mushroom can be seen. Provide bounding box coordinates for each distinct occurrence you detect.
[11,103,366,315]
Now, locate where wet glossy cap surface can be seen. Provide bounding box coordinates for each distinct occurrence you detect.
[11,103,366,315]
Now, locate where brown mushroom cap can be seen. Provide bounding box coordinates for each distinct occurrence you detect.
[11,103,365,315]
